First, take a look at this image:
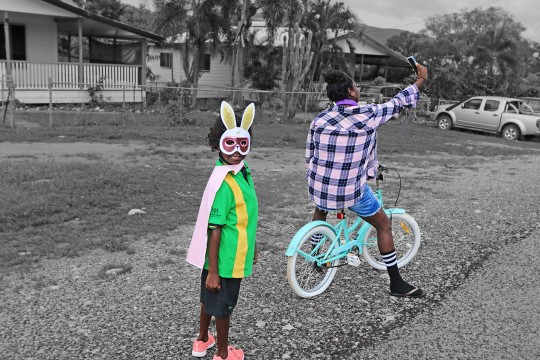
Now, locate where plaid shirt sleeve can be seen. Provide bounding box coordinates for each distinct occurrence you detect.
[365,84,420,129]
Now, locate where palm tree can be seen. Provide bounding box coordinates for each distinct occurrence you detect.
[302,0,360,83]
[153,0,238,105]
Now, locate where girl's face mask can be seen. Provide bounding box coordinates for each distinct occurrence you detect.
[220,135,250,155]
[218,101,255,157]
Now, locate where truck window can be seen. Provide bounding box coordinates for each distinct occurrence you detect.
[483,100,500,112]
[505,102,519,114]
[462,99,482,110]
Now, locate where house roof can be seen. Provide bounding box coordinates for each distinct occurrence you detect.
[29,0,164,41]
[333,31,409,67]
[248,20,408,68]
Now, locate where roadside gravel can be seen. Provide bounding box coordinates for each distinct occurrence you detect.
[2,142,540,359]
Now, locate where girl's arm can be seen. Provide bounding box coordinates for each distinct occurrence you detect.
[206,227,222,292]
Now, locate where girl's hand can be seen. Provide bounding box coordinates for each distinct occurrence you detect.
[206,272,221,292]
[416,63,428,81]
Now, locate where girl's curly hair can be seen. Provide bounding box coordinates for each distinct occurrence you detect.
[208,115,253,151]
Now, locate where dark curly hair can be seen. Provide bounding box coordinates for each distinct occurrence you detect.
[208,115,253,151]
[323,69,354,102]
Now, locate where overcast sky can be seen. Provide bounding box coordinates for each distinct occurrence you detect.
[126,0,539,43]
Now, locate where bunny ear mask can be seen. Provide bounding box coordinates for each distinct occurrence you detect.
[219,101,255,156]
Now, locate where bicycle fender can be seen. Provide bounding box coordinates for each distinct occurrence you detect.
[385,208,406,215]
[285,221,336,257]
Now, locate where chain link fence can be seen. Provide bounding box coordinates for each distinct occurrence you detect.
[1,79,440,127]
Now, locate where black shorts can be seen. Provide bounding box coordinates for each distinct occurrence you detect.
[200,269,242,318]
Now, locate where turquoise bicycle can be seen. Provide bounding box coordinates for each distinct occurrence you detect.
[285,165,421,298]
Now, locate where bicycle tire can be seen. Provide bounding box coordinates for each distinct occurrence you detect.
[361,213,421,270]
[286,224,339,298]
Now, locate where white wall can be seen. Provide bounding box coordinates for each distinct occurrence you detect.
[7,12,58,63]
[147,45,232,90]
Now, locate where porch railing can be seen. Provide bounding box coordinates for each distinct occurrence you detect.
[0,61,140,89]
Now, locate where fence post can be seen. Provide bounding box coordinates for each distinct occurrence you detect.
[48,77,53,127]
[6,75,14,128]
[140,85,144,112]
[122,85,126,113]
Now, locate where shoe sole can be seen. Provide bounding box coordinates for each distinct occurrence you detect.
[192,342,215,357]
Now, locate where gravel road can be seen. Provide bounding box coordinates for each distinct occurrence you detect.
[2,142,540,360]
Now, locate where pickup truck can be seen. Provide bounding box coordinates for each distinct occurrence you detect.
[430,96,540,140]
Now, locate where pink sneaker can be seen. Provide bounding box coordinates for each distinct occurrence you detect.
[212,346,244,360]
[192,333,215,357]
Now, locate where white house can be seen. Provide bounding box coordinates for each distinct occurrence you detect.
[1,0,163,105]
[147,36,233,99]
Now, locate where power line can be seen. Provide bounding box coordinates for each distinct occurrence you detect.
[384,0,513,31]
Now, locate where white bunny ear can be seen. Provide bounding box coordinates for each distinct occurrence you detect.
[240,103,255,131]
[220,101,237,130]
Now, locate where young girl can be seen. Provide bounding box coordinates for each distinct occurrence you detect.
[307,65,428,298]
[186,101,258,360]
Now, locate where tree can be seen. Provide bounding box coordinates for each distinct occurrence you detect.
[302,0,360,83]
[153,0,238,105]
[119,4,155,32]
[73,0,127,20]
[407,7,532,99]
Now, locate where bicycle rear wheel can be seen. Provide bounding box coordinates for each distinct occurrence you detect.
[361,213,421,270]
[286,224,339,298]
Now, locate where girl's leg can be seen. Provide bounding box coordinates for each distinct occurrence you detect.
[197,304,212,342]
[215,316,231,359]
[360,208,393,253]
[361,209,423,296]
[312,206,328,221]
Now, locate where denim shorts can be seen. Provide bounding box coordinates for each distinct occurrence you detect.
[348,184,381,217]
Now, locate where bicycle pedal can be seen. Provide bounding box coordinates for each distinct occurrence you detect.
[346,253,361,267]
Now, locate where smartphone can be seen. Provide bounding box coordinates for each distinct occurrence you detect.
[407,56,418,74]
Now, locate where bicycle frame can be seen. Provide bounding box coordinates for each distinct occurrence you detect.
[284,186,406,266]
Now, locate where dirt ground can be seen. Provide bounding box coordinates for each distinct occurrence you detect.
[3,130,540,359]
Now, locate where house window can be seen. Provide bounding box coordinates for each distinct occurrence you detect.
[0,24,26,60]
[160,53,171,68]
[201,53,211,72]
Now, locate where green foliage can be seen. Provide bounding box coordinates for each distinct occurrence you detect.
[74,0,127,20]
[86,76,106,105]
[387,6,535,100]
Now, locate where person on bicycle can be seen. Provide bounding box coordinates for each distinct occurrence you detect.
[306,65,428,298]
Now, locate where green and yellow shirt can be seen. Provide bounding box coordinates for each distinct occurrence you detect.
[204,160,258,278]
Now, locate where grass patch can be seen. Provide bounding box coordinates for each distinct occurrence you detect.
[0,160,207,274]
[1,113,538,275]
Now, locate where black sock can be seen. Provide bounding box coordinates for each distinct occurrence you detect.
[382,250,414,294]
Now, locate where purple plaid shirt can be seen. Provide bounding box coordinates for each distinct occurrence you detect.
[306,84,420,210]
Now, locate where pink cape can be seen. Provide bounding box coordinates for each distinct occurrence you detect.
[186,161,245,268]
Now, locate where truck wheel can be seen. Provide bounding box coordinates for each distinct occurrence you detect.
[502,124,521,141]
[437,115,452,130]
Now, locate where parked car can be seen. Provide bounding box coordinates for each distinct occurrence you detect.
[519,97,540,114]
[358,85,402,105]
[430,96,540,141]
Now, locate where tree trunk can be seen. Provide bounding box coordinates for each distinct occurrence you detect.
[233,0,249,106]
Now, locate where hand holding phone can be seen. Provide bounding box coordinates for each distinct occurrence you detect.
[407,56,418,75]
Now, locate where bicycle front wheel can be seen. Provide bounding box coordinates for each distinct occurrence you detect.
[286,224,339,298]
[362,213,421,270]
